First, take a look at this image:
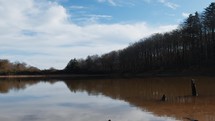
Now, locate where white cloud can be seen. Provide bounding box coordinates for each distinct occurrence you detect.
[0,0,177,69]
[158,0,179,9]
[182,12,190,18]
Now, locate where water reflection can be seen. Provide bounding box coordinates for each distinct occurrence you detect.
[0,77,215,121]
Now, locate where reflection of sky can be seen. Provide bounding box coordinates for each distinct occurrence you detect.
[0,81,179,121]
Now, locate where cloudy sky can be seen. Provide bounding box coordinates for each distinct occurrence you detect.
[0,0,213,69]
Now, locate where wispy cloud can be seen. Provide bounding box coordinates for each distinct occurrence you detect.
[97,0,136,7]
[97,0,117,6]
[85,14,112,23]
[158,0,179,9]
[0,0,177,69]
[71,14,112,25]
[108,0,117,6]
[69,5,87,9]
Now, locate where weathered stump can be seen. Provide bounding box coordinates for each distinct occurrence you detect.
[191,79,198,96]
[161,94,166,101]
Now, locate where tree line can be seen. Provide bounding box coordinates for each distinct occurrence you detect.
[0,59,40,75]
[64,2,215,74]
[0,59,62,75]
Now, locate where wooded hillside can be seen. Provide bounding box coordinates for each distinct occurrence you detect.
[65,3,215,74]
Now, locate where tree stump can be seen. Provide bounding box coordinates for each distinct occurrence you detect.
[191,79,198,96]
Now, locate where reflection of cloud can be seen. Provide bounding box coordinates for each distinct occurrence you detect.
[22,114,42,121]
[58,102,93,108]
[21,30,38,36]
[0,95,49,103]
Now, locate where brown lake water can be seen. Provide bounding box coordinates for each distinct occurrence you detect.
[0,77,215,121]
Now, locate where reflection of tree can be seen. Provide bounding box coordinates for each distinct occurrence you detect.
[64,77,215,121]
[0,79,57,93]
[65,78,192,101]
[0,80,30,93]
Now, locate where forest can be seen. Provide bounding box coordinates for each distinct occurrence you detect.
[64,2,215,75]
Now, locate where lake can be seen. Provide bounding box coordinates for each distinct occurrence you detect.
[0,77,215,121]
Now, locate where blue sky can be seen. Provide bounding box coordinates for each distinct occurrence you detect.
[58,0,213,25]
[0,0,214,69]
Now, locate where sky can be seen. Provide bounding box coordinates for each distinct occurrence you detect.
[0,0,214,69]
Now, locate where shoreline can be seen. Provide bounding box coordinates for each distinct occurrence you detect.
[1,71,215,79]
[0,74,109,79]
